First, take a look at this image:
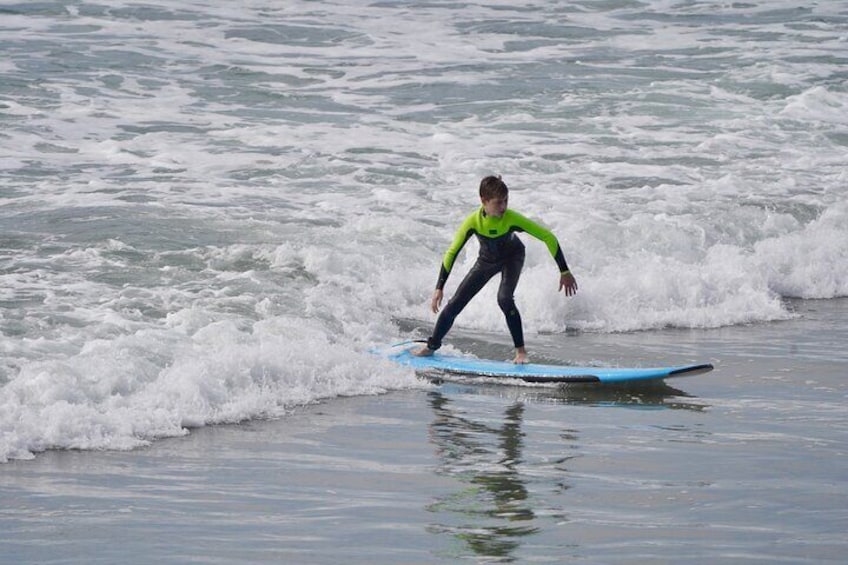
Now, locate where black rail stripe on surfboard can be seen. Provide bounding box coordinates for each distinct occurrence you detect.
[432,368,601,383]
[668,364,714,377]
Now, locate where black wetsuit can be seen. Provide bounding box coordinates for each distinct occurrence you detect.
[426,206,570,351]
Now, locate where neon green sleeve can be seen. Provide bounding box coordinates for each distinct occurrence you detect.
[509,211,558,253]
[435,211,477,289]
[442,212,476,273]
[506,210,570,273]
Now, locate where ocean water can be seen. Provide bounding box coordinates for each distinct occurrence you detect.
[1,0,847,562]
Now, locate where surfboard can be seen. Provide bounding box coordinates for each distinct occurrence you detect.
[384,345,713,385]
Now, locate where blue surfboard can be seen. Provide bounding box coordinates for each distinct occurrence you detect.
[384,345,713,385]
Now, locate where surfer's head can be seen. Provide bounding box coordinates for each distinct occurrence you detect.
[480,175,509,217]
[480,175,508,200]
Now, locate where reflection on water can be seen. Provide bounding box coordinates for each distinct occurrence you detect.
[433,380,708,412]
[426,393,544,561]
[425,383,707,561]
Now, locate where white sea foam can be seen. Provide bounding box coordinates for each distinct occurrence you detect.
[0,313,416,462]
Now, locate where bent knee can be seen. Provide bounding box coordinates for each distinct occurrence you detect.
[497,295,517,313]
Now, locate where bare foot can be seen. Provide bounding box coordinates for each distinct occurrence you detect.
[512,346,528,364]
[413,346,434,357]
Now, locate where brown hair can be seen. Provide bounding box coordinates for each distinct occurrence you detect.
[479,175,508,200]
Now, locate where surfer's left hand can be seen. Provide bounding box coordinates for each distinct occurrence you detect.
[559,272,578,296]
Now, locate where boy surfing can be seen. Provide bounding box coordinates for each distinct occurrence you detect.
[415,175,578,364]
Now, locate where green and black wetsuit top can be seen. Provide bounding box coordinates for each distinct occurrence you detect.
[435,207,570,290]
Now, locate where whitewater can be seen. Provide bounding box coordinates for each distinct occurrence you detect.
[1,0,847,462]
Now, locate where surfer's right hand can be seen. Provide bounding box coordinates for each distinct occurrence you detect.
[430,289,444,313]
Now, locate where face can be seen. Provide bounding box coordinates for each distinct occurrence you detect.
[482,195,508,217]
